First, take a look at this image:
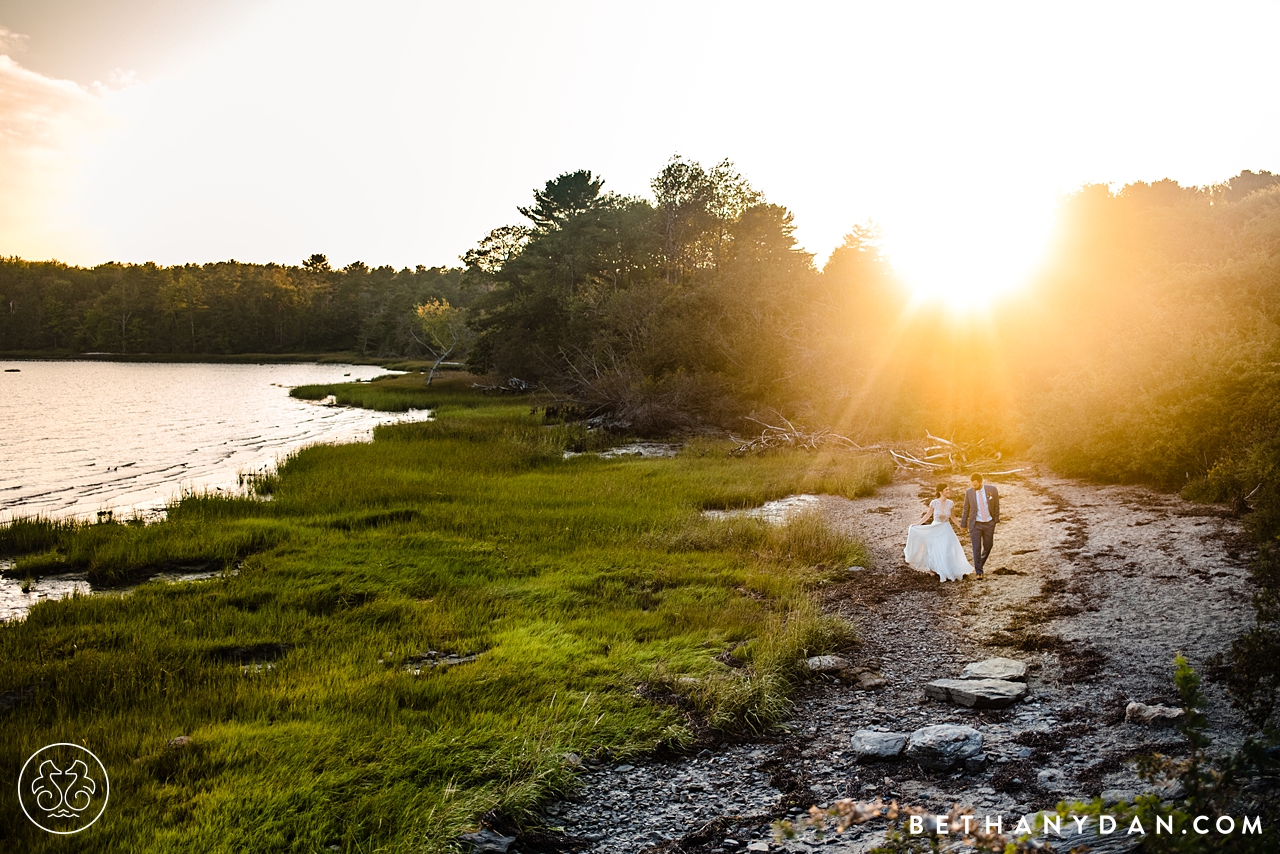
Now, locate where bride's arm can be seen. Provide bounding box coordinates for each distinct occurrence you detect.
[918,504,933,524]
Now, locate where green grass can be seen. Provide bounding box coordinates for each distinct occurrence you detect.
[289,371,483,412]
[0,375,890,853]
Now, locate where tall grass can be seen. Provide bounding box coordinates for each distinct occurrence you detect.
[0,375,883,853]
[0,515,89,557]
[290,371,482,412]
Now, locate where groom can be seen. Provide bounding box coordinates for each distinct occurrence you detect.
[960,473,999,577]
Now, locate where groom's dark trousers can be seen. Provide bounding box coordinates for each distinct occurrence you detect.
[969,520,995,573]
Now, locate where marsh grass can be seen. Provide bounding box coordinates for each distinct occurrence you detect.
[290,371,482,412]
[0,515,89,557]
[662,599,857,734]
[650,509,871,569]
[0,375,883,853]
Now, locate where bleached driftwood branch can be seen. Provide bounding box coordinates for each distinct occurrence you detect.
[729,414,873,457]
[890,432,1025,475]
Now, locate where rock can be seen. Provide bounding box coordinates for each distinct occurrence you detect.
[1100,788,1138,805]
[747,843,770,852]
[1125,701,1184,726]
[616,764,635,773]
[905,724,984,771]
[167,735,193,749]
[960,657,1027,682]
[1037,768,1069,792]
[851,730,908,761]
[806,655,852,673]
[924,678,1028,708]
[1035,818,1143,853]
[855,671,889,690]
[459,828,516,853]
[963,752,989,772]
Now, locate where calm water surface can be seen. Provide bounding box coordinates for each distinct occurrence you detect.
[0,360,431,522]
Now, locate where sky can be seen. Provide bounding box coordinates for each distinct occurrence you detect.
[1,1,1278,299]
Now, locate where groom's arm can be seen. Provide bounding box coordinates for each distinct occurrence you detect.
[960,492,971,528]
[990,487,1000,524]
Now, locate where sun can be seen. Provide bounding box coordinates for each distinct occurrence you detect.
[880,196,1057,313]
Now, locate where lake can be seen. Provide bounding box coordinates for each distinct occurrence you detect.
[0,360,432,523]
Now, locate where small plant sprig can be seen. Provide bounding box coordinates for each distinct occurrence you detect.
[774,798,1050,853]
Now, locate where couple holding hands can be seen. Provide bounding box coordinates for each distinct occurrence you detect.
[904,473,999,582]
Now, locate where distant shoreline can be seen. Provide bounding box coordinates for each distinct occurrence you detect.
[0,350,444,371]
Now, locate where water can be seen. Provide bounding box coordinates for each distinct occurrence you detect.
[0,557,229,622]
[702,494,822,524]
[0,558,92,622]
[0,360,432,522]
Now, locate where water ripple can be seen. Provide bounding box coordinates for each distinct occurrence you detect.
[0,361,431,521]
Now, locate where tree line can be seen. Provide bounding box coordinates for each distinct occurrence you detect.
[0,254,470,358]
[463,158,909,432]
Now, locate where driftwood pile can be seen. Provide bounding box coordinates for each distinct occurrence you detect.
[890,431,1022,474]
[729,415,868,457]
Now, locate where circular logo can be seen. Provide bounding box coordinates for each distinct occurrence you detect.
[17,743,110,834]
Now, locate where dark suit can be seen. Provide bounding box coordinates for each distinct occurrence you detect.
[960,484,1000,573]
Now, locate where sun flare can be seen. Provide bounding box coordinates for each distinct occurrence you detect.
[882,197,1057,312]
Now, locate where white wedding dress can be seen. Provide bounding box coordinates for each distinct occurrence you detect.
[904,498,975,582]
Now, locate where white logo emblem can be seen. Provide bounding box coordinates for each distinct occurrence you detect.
[18,743,110,834]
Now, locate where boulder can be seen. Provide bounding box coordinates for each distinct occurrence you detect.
[905,724,983,771]
[925,678,1028,708]
[1125,701,1184,726]
[806,655,852,673]
[850,730,908,761]
[459,828,516,853]
[959,657,1027,682]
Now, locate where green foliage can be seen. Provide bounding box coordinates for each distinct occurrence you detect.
[1010,180,1280,731]
[0,382,881,853]
[0,257,470,358]
[1056,656,1277,853]
[462,155,900,433]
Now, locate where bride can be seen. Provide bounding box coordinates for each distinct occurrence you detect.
[904,484,975,582]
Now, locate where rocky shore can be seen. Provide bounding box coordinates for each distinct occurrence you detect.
[473,470,1260,853]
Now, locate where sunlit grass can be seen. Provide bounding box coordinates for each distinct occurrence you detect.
[0,375,888,853]
[290,370,481,412]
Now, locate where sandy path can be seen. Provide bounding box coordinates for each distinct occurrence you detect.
[544,468,1257,853]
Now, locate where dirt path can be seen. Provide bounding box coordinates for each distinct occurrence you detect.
[544,469,1256,853]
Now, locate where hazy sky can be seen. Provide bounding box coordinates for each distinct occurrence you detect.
[2,1,1278,296]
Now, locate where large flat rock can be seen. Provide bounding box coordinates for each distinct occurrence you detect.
[850,730,907,761]
[1125,701,1184,726]
[925,677,1028,708]
[959,657,1027,682]
[806,655,852,673]
[905,724,983,771]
